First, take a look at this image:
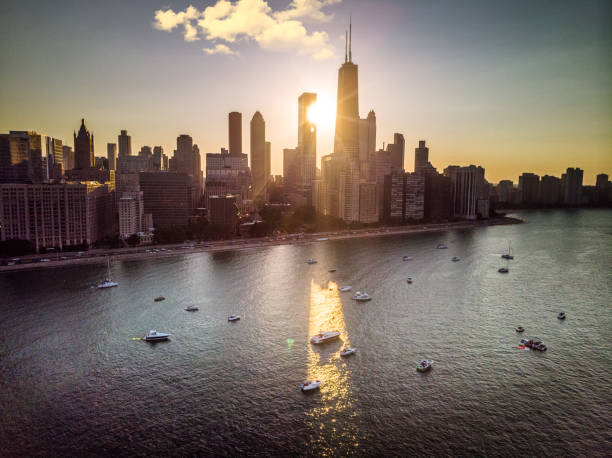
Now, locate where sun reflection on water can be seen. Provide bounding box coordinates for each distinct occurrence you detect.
[306,280,360,453]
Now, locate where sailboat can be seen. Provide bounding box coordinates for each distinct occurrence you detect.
[97,257,118,288]
[501,241,514,260]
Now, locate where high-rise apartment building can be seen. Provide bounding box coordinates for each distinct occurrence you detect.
[540,175,561,205]
[152,146,164,171]
[119,190,144,238]
[496,180,514,203]
[204,149,250,211]
[250,111,268,200]
[208,195,238,227]
[118,130,131,157]
[62,146,74,172]
[358,110,376,181]
[138,172,192,227]
[228,112,242,156]
[561,167,583,206]
[107,143,117,170]
[444,165,489,220]
[387,133,405,172]
[519,173,540,204]
[414,140,429,174]
[74,119,94,170]
[297,93,317,200]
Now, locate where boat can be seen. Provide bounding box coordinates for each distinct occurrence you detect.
[142,330,171,341]
[557,312,566,320]
[407,277,413,284]
[498,267,509,273]
[340,347,356,357]
[301,380,321,392]
[417,359,434,372]
[185,305,199,311]
[339,286,352,292]
[97,258,118,289]
[306,258,317,264]
[437,244,448,249]
[228,314,240,321]
[328,269,336,273]
[515,326,525,333]
[502,241,514,260]
[520,338,547,351]
[352,292,372,301]
[452,256,460,262]
[403,255,413,261]
[310,331,341,344]
[154,296,165,302]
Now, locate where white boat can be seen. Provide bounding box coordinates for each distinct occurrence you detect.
[352,292,372,301]
[185,305,199,311]
[437,244,448,249]
[340,347,356,357]
[403,255,413,261]
[501,241,514,260]
[339,286,352,292]
[452,256,460,262]
[142,330,171,341]
[97,258,118,289]
[306,258,317,264]
[310,331,341,344]
[228,314,240,321]
[417,359,434,372]
[301,380,321,392]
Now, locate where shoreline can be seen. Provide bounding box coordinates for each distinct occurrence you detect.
[0,216,522,273]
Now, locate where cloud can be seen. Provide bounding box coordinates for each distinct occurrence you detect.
[153,0,341,59]
[204,44,239,56]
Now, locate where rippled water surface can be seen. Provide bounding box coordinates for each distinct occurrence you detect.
[1,210,611,456]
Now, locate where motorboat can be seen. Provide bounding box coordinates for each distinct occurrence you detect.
[452,256,460,262]
[328,269,336,273]
[352,292,372,301]
[515,326,525,333]
[306,258,317,264]
[417,359,434,372]
[498,267,509,273]
[557,312,566,320]
[154,296,165,302]
[520,338,547,351]
[301,380,321,392]
[437,244,448,249]
[502,241,514,260]
[403,255,413,261]
[142,330,171,341]
[185,305,199,311]
[310,331,341,344]
[340,347,356,357]
[339,286,352,292]
[407,278,413,284]
[228,315,240,321]
[97,258,118,288]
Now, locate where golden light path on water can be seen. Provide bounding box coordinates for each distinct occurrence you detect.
[306,279,360,454]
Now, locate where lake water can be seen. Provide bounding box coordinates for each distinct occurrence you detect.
[1,209,611,456]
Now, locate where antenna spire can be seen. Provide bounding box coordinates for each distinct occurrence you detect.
[345,30,347,62]
[349,17,352,62]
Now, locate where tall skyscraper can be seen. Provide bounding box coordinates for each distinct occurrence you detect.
[62,145,74,171]
[73,119,94,170]
[118,130,131,157]
[358,110,376,180]
[561,167,583,205]
[297,92,317,199]
[153,146,164,171]
[334,22,359,157]
[387,133,405,171]
[107,143,117,170]
[444,165,489,220]
[250,111,268,200]
[228,112,242,156]
[414,140,429,174]
[519,173,540,204]
[174,134,203,204]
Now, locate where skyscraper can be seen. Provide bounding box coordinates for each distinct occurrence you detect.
[73,119,94,170]
[561,167,583,205]
[174,134,202,204]
[358,110,376,180]
[414,140,429,174]
[334,22,359,157]
[297,92,317,199]
[107,143,117,170]
[228,112,242,156]
[387,133,405,171]
[250,111,267,200]
[118,130,131,157]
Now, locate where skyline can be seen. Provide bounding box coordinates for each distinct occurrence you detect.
[1,0,611,184]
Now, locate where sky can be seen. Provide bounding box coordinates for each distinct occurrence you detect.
[0,0,610,184]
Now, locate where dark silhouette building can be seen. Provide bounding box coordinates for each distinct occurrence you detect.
[228,112,242,156]
[138,172,192,228]
[118,130,131,157]
[414,140,429,174]
[73,119,94,170]
[208,194,238,227]
[519,172,540,204]
[387,133,405,171]
[334,23,359,157]
[250,111,268,200]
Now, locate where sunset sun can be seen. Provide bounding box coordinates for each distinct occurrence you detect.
[307,95,336,131]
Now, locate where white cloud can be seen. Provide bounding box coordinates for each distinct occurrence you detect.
[153,0,341,59]
[204,44,239,56]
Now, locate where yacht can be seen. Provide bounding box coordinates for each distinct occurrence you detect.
[142,330,171,341]
[502,241,514,260]
[352,292,372,301]
[339,286,352,292]
[154,296,165,302]
[97,258,118,289]
[306,258,317,264]
[228,315,240,322]
[452,256,460,262]
[417,359,434,372]
[557,312,566,320]
[310,331,341,344]
[185,305,199,311]
[301,380,321,392]
[498,267,509,273]
[437,244,448,249]
[340,347,356,357]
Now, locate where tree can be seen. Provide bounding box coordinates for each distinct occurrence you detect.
[126,233,140,246]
